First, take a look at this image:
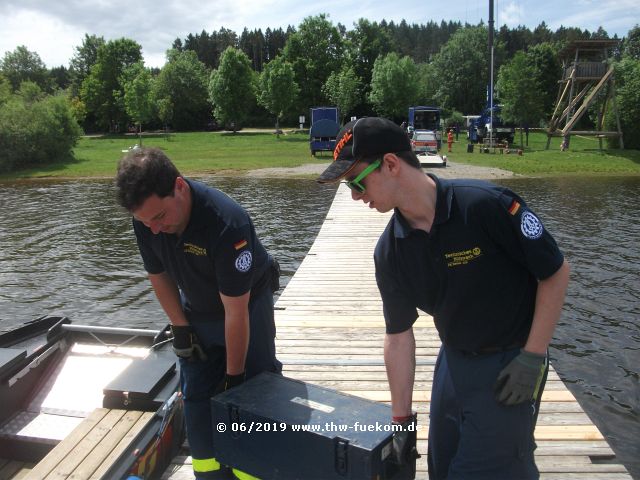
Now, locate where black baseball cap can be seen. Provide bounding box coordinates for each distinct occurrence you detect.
[317,117,411,183]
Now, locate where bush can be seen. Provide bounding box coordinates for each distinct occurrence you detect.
[0,91,82,172]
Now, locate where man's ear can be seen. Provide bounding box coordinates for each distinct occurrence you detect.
[175,176,187,191]
[382,153,401,176]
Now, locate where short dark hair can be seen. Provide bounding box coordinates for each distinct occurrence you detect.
[115,147,181,211]
[361,151,421,169]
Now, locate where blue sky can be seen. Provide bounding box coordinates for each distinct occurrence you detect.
[0,0,637,69]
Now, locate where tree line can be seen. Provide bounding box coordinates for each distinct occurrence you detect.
[1,15,639,172]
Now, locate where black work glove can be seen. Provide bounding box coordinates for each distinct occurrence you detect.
[494,349,547,406]
[391,414,420,467]
[170,325,207,362]
[214,372,246,396]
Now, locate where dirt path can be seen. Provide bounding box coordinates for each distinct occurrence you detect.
[244,160,518,180]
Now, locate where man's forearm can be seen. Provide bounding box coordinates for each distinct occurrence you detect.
[525,259,570,354]
[148,272,189,326]
[225,311,250,375]
[384,329,416,417]
[220,291,251,375]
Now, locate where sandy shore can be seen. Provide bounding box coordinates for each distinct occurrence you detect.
[244,159,518,180]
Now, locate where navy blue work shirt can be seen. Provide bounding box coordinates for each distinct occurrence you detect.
[133,179,270,324]
[374,174,564,352]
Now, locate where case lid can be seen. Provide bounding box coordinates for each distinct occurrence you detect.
[215,372,394,449]
[103,356,175,400]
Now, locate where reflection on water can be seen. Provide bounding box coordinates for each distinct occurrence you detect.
[0,175,638,477]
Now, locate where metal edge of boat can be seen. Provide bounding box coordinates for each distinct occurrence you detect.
[0,315,185,480]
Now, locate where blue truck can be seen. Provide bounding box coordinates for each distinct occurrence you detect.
[468,104,515,145]
[309,107,340,156]
[408,106,442,149]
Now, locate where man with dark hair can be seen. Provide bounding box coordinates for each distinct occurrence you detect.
[317,117,570,479]
[116,148,281,480]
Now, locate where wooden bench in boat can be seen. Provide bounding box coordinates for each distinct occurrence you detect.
[19,408,154,480]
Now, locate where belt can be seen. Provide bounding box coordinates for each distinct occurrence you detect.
[459,342,522,356]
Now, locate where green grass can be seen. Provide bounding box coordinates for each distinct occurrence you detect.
[446,131,640,176]
[2,129,639,180]
[1,129,332,180]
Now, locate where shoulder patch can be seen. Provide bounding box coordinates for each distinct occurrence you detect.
[235,251,252,272]
[234,239,248,250]
[520,211,543,239]
[508,200,521,215]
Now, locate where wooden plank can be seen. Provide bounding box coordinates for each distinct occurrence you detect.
[89,411,155,480]
[24,408,111,480]
[10,467,36,480]
[43,409,126,480]
[69,410,144,479]
[336,389,577,403]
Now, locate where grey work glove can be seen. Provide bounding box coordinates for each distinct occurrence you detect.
[494,349,547,406]
[170,325,207,362]
[391,414,420,467]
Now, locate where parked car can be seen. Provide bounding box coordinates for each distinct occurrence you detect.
[411,130,438,154]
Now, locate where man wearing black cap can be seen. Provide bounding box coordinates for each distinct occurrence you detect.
[317,117,570,479]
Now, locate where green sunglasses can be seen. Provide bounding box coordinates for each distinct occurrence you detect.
[345,159,381,194]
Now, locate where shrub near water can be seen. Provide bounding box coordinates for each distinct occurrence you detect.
[0,88,82,172]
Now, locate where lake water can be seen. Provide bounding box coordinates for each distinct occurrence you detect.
[0,174,638,478]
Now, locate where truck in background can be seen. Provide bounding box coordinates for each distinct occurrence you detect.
[468,104,515,145]
[408,106,442,149]
[309,107,340,156]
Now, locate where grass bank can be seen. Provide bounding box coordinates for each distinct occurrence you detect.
[1,129,329,180]
[2,129,639,180]
[446,130,640,176]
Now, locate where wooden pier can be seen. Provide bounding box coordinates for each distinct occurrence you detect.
[163,183,631,479]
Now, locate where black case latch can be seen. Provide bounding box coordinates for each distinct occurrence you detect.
[334,437,349,476]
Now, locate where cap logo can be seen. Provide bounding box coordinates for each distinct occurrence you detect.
[333,130,353,161]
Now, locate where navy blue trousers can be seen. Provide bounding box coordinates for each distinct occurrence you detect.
[427,345,547,480]
[179,287,281,478]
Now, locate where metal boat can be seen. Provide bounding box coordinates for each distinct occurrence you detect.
[0,315,184,479]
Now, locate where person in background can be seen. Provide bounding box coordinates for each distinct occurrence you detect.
[317,117,570,479]
[116,148,281,480]
[447,128,454,153]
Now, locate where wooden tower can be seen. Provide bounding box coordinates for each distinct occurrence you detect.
[546,39,623,150]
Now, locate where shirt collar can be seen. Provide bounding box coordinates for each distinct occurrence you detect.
[392,174,454,238]
[180,178,204,236]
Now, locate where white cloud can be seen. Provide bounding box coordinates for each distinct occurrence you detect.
[0,0,637,71]
[0,9,84,67]
[499,2,525,28]
[546,0,639,35]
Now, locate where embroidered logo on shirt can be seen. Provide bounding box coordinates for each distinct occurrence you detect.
[521,211,543,239]
[445,247,482,267]
[183,243,207,256]
[508,200,521,215]
[234,239,248,250]
[235,251,252,272]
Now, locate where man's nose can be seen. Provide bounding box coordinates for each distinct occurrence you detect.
[351,189,363,201]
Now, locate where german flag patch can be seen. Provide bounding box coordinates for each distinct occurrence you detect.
[234,239,248,250]
[508,200,521,216]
